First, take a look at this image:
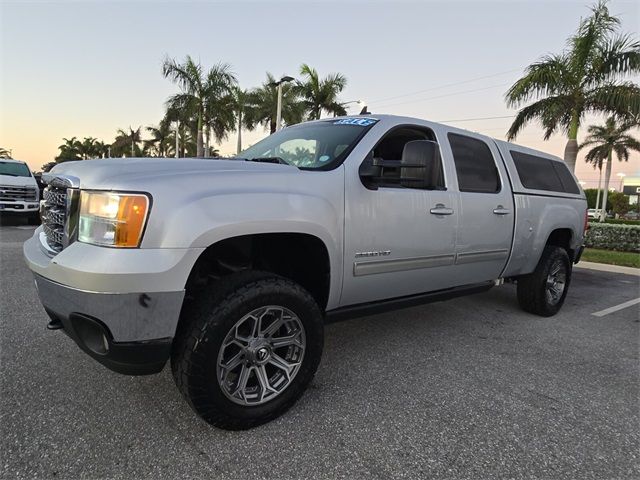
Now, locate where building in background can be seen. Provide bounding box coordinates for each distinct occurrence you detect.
[621,176,640,206]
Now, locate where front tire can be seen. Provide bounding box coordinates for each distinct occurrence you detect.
[171,271,324,430]
[517,245,572,317]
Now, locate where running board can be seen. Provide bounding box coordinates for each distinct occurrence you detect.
[325,282,494,323]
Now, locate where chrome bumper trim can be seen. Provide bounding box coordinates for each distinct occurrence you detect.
[33,274,184,342]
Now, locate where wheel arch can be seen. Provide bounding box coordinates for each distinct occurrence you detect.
[182,232,334,314]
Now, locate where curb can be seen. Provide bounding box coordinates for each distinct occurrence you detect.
[575,261,640,276]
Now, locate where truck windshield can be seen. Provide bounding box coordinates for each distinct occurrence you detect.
[239,118,377,170]
[0,161,31,177]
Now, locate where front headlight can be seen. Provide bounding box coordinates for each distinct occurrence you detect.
[78,191,150,247]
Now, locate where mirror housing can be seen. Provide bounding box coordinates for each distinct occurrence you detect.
[400,140,442,189]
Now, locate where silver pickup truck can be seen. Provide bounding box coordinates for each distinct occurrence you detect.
[24,115,587,429]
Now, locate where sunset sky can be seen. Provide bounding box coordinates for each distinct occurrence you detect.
[1,0,638,188]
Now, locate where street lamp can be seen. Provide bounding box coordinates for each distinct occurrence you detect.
[617,172,626,191]
[342,100,368,115]
[269,76,295,132]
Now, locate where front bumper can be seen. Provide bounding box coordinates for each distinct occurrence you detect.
[34,274,181,375]
[0,201,39,213]
[23,228,198,375]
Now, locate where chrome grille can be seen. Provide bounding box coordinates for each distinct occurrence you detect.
[43,188,67,206]
[0,185,37,202]
[40,185,68,253]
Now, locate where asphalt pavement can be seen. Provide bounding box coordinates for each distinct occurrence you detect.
[1,223,639,479]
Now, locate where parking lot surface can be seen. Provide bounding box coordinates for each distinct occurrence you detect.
[1,224,639,479]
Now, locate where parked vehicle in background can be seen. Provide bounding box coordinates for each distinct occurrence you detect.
[588,208,603,219]
[24,114,587,430]
[0,159,40,223]
[33,173,47,199]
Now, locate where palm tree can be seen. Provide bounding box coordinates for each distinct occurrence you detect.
[93,140,110,158]
[505,0,640,172]
[145,119,175,157]
[580,117,640,221]
[113,127,142,157]
[56,137,82,161]
[77,137,101,159]
[0,147,12,159]
[230,87,253,154]
[247,73,305,134]
[297,64,347,120]
[162,56,237,157]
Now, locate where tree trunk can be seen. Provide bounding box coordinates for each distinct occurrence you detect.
[595,164,603,212]
[563,139,578,173]
[196,112,204,158]
[131,140,135,158]
[237,111,242,154]
[599,150,613,222]
[204,127,210,158]
[270,117,276,134]
[563,112,580,172]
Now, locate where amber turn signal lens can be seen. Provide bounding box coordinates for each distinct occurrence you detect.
[114,195,149,247]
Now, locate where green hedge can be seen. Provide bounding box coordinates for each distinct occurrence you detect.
[604,218,640,226]
[585,223,640,253]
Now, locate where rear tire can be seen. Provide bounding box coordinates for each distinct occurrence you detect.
[171,271,324,430]
[517,245,572,317]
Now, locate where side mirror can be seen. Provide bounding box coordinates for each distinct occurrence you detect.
[400,140,442,189]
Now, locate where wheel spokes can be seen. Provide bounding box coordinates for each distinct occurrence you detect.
[232,365,252,400]
[270,330,303,349]
[261,308,287,337]
[255,365,277,401]
[268,353,300,380]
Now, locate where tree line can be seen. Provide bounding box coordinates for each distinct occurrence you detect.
[45,62,348,172]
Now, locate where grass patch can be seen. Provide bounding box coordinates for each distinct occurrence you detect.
[582,248,640,268]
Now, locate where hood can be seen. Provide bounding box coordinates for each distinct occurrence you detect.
[0,173,37,187]
[48,157,300,190]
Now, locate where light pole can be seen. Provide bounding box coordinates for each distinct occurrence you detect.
[617,172,626,191]
[341,100,368,115]
[269,76,294,132]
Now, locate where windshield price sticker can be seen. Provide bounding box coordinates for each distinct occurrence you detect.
[334,118,378,126]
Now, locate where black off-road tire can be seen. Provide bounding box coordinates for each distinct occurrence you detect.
[171,270,324,430]
[517,245,572,317]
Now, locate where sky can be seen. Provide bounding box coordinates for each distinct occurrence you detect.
[1,0,639,189]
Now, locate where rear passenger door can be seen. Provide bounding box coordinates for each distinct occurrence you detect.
[445,132,514,283]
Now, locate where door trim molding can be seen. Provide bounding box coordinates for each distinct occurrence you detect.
[455,249,509,265]
[353,253,455,277]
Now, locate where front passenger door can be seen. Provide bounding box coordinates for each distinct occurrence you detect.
[341,126,460,307]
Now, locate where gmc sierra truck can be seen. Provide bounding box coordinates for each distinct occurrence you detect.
[24,115,587,430]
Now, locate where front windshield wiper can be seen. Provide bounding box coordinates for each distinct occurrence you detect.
[244,157,289,165]
[0,173,19,177]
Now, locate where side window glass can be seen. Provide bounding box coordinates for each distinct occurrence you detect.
[511,150,580,194]
[448,133,500,193]
[364,126,444,189]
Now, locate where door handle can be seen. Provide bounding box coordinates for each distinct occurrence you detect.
[430,204,454,216]
[493,205,510,215]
